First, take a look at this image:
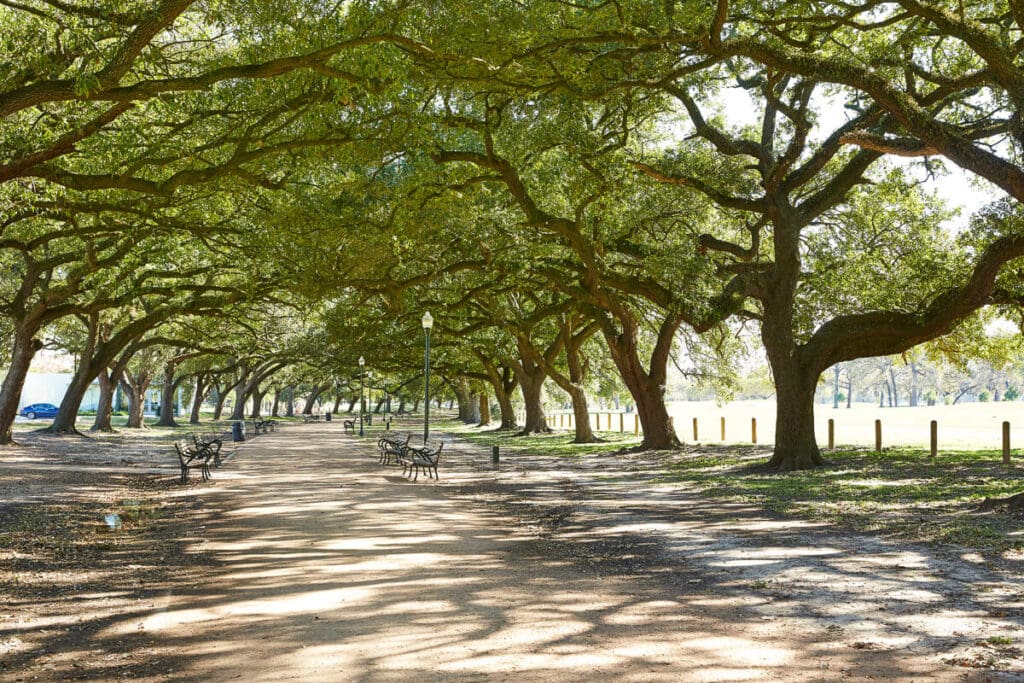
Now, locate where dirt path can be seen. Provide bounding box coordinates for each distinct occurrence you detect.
[4,423,1022,681]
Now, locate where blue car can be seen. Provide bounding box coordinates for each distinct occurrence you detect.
[20,403,59,420]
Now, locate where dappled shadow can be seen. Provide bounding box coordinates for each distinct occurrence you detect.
[3,423,1021,680]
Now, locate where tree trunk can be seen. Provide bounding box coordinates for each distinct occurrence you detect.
[0,327,45,443]
[517,364,550,434]
[229,379,248,420]
[249,387,264,418]
[285,385,295,417]
[889,367,899,407]
[154,361,180,427]
[833,364,840,409]
[213,383,230,420]
[301,385,325,414]
[91,368,117,432]
[412,397,420,412]
[346,395,357,413]
[478,393,491,427]
[271,387,282,418]
[398,397,407,413]
[766,368,823,470]
[481,360,518,431]
[189,374,209,425]
[120,375,151,429]
[600,311,680,450]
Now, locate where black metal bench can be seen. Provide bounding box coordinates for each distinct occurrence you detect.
[174,438,215,483]
[397,439,443,481]
[248,418,276,435]
[344,419,356,434]
[191,432,223,467]
[377,432,411,465]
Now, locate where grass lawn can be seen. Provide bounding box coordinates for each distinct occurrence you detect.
[444,418,1024,555]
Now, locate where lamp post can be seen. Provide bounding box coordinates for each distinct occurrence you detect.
[422,311,433,442]
[358,356,365,436]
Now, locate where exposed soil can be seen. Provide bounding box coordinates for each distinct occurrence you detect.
[1,423,1022,681]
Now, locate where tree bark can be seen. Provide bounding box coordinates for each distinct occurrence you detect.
[600,310,680,450]
[154,360,180,427]
[285,385,295,417]
[0,328,45,444]
[271,387,282,418]
[478,392,491,427]
[301,384,325,414]
[212,381,231,420]
[516,362,550,434]
[249,387,265,418]
[189,373,209,424]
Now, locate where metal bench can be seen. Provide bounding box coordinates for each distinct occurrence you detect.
[397,439,443,481]
[174,438,215,483]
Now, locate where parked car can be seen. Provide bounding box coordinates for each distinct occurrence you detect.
[20,403,59,420]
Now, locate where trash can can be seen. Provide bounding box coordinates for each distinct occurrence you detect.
[325,412,332,422]
[232,421,245,442]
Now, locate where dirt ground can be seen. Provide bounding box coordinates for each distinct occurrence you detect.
[1,422,1022,681]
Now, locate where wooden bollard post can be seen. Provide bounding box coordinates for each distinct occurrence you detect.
[751,417,757,444]
[692,417,698,441]
[720,416,726,441]
[619,413,624,433]
[875,419,882,452]
[634,414,639,436]
[1003,421,1011,464]
[594,413,600,431]
[492,445,500,467]
[828,419,835,449]
[930,420,937,458]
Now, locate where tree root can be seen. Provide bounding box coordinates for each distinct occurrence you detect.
[975,491,1024,515]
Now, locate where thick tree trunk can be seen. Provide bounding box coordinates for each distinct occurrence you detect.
[229,380,248,420]
[189,374,209,425]
[478,393,491,427]
[412,397,420,412]
[271,388,282,418]
[154,362,179,427]
[301,385,325,414]
[285,385,295,417]
[517,365,550,434]
[332,393,342,414]
[120,375,150,429]
[567,384,597,443]
[374,395,386,413]
[600,312,680,450]
[91,369,118,432]
[213,384,230,420]
[249,388,264,418]
[455,378,477,424]
[0,328,45,443]
[346,395,357,413]
[766,369,823,470]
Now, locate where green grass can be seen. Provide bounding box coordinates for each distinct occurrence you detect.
[439,417,642,457]
[441,417,1023,554]
[661,447,1024,553]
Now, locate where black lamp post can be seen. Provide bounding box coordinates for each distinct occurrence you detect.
[422,311,433,442]
[358,356,365,436]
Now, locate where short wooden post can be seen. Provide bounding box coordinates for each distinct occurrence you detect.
[491,445,499,467]
[692,417,698,441]
[930,420,937,458]
[828,419,835,449]
[751,417,757,444]
[720,416,726,441]
[875,419,882,452]
[607,413,612,430]
[1003,421,1011,464]
[619,413,624,433]
[634,414,639,436]
[594,413,600,431]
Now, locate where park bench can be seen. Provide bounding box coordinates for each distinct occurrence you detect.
[377,432,411,465]
[343,419,356,434]
[303,414,322,423]
[247,418,276,435]
[191,431,223,467]
[174,438,215,483]
[397,439,443,481]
